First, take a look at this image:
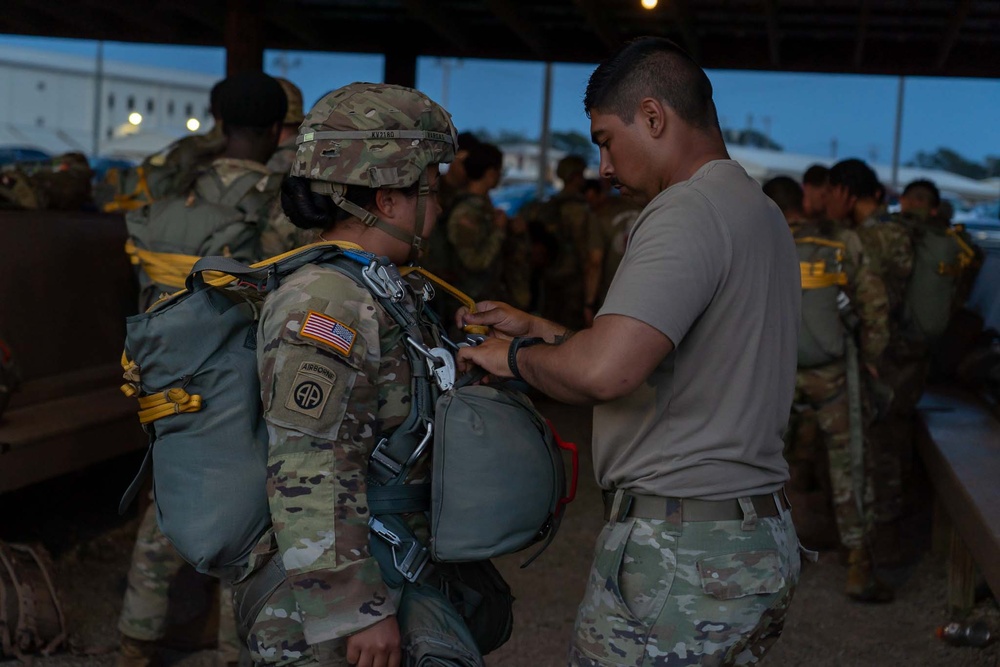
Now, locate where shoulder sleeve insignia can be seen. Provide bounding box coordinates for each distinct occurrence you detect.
[299,310,357,356]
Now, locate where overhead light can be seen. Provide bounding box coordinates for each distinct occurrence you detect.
[128,112,143,125]
[186,118,201,132]
[642,0,658,8]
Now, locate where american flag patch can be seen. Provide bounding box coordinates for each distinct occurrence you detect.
[299,311,357,356]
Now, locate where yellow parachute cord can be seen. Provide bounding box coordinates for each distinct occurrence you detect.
[399,266,489,335]
[125,239,204,289]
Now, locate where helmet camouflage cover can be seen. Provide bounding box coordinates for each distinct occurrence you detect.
[292,82,457,189]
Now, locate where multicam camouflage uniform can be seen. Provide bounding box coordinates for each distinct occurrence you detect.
[232,82,459,667]
[238,263,435,666]
[261,135,318,259]
[569,498,801,666]
[586,198,642,308]
[787,222,889,552]
[447,193,507,303]
[503,220,533,311]
[857,212,914,526]
[119,505,241,662]
[537,192,593,330]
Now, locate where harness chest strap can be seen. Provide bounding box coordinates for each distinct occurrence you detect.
[797,237,848,290]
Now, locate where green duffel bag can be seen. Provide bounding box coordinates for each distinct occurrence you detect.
[430,383,578,563]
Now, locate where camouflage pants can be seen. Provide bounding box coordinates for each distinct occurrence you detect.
[869,354,929,523]
[568,501,801,666]
[119,502,240,660]
[793,363,874,551]
[245,575,351,667]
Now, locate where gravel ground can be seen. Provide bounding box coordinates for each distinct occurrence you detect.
[1,399,997,667]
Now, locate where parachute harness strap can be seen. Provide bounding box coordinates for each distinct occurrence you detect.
[136,387,203,425]
[797,237,848,290]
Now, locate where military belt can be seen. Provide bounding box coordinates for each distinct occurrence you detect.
[602,489,789,523]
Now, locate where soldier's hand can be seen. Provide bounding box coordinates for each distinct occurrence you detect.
[457,336,513,378]
[461,301,533,339]
[346,616,401,667]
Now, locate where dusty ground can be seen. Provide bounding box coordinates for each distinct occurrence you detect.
[1,399,997,667]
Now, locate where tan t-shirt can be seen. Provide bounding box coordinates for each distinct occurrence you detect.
[594,160,800,500]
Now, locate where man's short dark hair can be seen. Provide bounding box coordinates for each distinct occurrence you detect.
[456,131,481,152]
[802,164,829,187]
[464,142,503,181]
[902,178,941,208]
[762,176,804,216]
[584,37,719,130]
[829,158,880,199]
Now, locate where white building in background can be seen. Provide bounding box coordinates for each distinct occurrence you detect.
[0,44,218,159]
[500,143,569,184]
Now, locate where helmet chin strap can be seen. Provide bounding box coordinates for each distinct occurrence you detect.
[409,170,431,264]
[310,181,427,262]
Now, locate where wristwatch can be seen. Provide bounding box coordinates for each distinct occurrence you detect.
[507,336,545,382]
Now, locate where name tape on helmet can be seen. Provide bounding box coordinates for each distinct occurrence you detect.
[298,130,455,145]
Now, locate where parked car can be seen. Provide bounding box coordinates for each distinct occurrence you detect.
[0,146,51,167]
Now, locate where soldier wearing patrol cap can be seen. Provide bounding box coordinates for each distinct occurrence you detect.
[231,82,482,667]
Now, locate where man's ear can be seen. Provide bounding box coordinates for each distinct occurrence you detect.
[638,98,666,138]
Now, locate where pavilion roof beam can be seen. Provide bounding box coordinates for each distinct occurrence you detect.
[483,0,549,60]
[936,0,974,71]
[762,0,780,67]
[400,0,473,54]
[77,1,156,40]
[5,0,92,37]
[168,1,227,35]
[854,0,872,68]
[263,10,337,54]
[573,0,620,53]
[664,0,702,63]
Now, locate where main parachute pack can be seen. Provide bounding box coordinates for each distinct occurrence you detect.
[118,241,577,581]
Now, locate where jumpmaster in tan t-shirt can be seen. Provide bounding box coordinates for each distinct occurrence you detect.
[594,160,800,500]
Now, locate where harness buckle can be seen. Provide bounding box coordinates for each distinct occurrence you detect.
[370,438,404,476]
[361,261,406,303]
[368,517,430,583]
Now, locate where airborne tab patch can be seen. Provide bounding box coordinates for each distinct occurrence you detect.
[299,311,357,357]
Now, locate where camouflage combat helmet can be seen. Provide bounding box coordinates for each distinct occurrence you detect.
[292,82,457,259]
[276,78,305,126]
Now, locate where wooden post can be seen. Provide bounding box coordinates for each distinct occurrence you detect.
[384,50,417,88]
[931,494,951,560]
[225,0,264,75]
[947,528,976,619]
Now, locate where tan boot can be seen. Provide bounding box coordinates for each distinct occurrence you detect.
[117,636,162,667]
[845,549,894,603]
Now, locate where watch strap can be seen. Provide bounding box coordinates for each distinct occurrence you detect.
[507,336,544,382]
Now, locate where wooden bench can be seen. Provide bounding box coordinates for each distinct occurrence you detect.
[0,211,145,494]
[917,388,1000,617]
